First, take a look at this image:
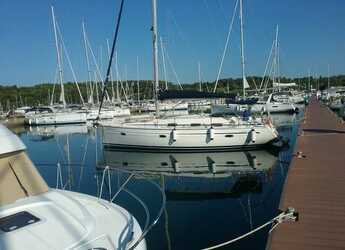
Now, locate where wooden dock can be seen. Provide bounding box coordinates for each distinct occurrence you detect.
[267,97,345,250]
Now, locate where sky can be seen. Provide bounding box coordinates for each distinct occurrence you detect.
[0,0,345,85]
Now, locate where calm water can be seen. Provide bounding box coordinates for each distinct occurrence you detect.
[16,112,302,250]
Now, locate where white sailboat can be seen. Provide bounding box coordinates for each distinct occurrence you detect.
[212,23,297,115]
[0,123,147,250]
[25,7,88,126]
[100,0,279,151]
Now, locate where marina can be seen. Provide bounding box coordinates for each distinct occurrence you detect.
[0,111,299,250]
[1,0,345,249]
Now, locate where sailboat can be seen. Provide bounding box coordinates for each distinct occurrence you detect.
[100,0,279,151]
[0,123,147,249]
[212,17,297,115]
[25,7,88,126]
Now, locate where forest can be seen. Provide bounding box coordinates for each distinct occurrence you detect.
[1,75,345,110]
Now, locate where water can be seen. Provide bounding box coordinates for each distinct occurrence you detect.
[17,111,302,250]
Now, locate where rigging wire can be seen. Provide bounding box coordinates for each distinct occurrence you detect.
[97,0,125,120]
[213,0,239,93]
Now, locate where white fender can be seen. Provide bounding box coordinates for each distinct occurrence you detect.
[250,128,256,143]
[173,161,180,173]
[171,128,177,142]
[208,127,215,140]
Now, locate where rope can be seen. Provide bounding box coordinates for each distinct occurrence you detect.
[201,208,298,250]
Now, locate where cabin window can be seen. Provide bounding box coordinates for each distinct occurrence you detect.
[211,123,223,127]
[225,134,234,138]
[161,162,168,166]
[159,135,167,138]
[167,123,177,127]
[121,132,126,136]
[226,161,235,164]
[190,123,201,127]
[122,162,128,166]
[0,211,40,232]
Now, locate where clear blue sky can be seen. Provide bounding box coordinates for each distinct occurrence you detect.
[0,0,344,85]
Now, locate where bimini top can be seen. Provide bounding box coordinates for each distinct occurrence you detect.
[0,124,48,207]
[0,124,26,155]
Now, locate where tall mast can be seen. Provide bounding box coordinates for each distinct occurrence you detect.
[308,69,311,91]
[82,22,94,104]
[239,0,248,97]
[106,39,116,103]
[328,64,330,89]
[274,24,279,85]
[115,52,120,102]
[152,0,160,116]
[137,56,140,104]
[51,6,66,107]
[198,61,202,92]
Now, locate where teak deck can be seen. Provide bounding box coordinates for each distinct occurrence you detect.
[267,97,345,250]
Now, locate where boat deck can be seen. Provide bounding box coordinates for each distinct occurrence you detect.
[267,97,345,250]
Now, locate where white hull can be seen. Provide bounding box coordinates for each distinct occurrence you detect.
[25,112,87,125]
[101,116,278,151]
[141,101,189,112]
[211,101,296,115]
[85,107,130,120]
[260,102,297,113]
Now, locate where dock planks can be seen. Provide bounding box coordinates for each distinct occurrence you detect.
[267,97,345,250]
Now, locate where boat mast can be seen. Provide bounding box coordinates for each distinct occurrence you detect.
[51,6,66,108]
[152,0,160,116]
[115,52,121,102]
[273,24,279,86]
[198,61,202,92]
[106,39,116,103]
[328,64,330,89]
[239,0,248,98]
[82,22,94,105]
[136,56,140,104]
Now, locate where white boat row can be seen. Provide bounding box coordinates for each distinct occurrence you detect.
[23,106,131,125]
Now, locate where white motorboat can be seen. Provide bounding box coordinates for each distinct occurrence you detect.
[0,123,148,249]
[271,91,306,104]
[211,93,297,115]
[258,94,297,113]
[101,115,278,151]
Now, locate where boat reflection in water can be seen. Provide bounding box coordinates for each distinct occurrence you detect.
[101,149,278,199]
[27,124,89,136]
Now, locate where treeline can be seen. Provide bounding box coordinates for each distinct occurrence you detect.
[1,75,345,110]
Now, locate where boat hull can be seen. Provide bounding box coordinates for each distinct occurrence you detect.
[102,124,278,152]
